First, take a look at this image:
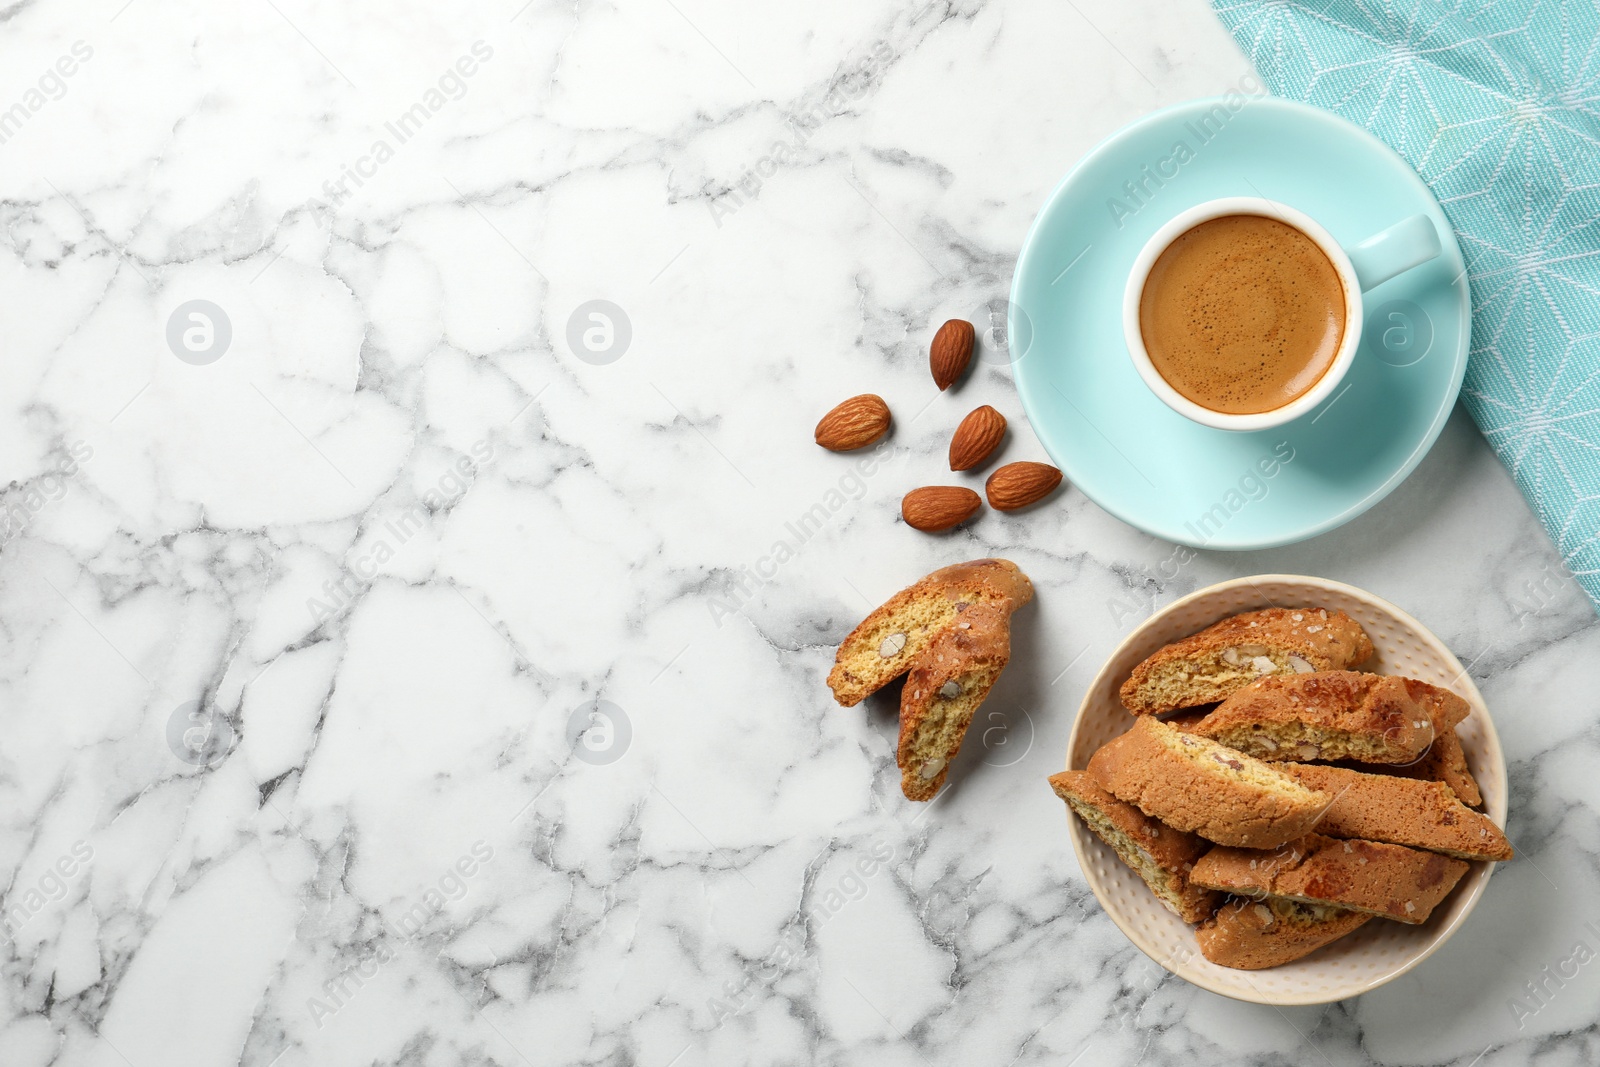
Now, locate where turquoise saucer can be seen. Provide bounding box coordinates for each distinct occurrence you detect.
[1009,96,1469,549]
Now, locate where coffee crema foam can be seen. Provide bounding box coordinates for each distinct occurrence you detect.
[1139,214,1345,415]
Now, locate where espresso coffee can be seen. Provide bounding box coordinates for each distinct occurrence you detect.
[1138,214,1346,415]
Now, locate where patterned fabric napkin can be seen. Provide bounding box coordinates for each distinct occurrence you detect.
[1212,1,1600,611]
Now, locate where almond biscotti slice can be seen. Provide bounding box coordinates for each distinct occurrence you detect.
[1281,763,1511,861]
[1120,608,1373,714]
[827,559,1033,707]
[1049,770,1220,922]
[1087,717,1331,849]
[1196,897,1371,970]
[1358,728,1482,807]
[1189,672,1463,764]
[1190,834,1469,924]
[898,606,1011,800]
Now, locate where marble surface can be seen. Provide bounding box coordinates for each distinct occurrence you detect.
[1,1,1597,1065]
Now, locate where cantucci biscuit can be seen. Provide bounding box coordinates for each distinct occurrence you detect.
[1190,834,1469,924]
[827,559,1032,707]
[1197,897,1370,970]
[1356,728,1482,807]
[1282,763,1511,861]
[898,606,1011,801]
[1190,672,1465,764]
[1087,717,1331,849]
[1050,770,1219,923]
[1120,607,1372,714]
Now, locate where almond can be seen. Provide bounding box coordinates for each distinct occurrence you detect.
[814,394,890,451]
[948,405,1006,471]
[930,319,974,391]
[984,461,1062,510]
[901,486,982,532]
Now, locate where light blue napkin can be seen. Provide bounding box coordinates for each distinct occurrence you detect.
[1212,0,1600,612]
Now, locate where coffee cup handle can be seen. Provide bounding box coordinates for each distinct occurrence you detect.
[1345,214,1443,292]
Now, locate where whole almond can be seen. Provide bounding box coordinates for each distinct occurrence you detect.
[949,405,1007,471]
[930,319,975,391]
[901,486,982,532]
[985,461,1063,511]
[814,394,891,451]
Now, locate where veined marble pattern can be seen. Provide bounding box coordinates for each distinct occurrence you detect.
[0,1,1595,1065]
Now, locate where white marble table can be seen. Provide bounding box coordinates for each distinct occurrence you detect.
[2,1,1597,1064]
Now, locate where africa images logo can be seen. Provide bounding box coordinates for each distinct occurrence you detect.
[1105,74,1266,229]
[706,42,893,227]
[306,41,494,214]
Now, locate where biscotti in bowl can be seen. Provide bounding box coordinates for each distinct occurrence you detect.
[1059,575,1509,1005]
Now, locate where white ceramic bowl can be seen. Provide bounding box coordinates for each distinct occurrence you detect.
[1064,575,1507,1005]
